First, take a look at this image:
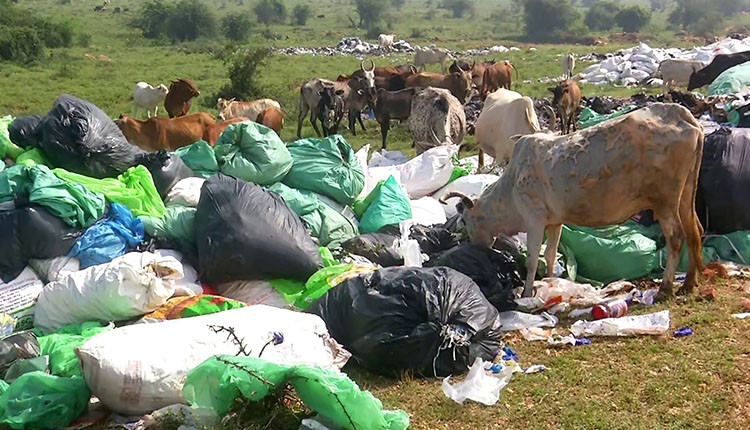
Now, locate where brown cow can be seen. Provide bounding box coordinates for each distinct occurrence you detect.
[480,61,518,99]
[255,106,284,136]
[374,87,418,149]
[549,79,582,134]
[205,117,249,146]
[164,79,200,118]
[404,70,473,104]
[115,112,216,151]
[470,60,496,88]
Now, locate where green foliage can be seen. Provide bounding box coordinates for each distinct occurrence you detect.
[649,0,671,11]
[38,21,74,48]
[0,0,75,63]
[214,47,272,102]
[616,6,651,33]
[77,33,92,47]
[669,0,719,28]
[221,13,252,41]
[254,0,288,24]
[439,0,476,19]
[354,0,386,29]
[584,1,621,31]
[522,0,580,41]
[132,0,174,39]
[0,27,44,64]
[167,0,218,41]
[392,0,406,8]
[292,4,311,26]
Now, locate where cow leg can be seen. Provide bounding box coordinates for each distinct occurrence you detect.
[523,224,545,297]
[478,149,485,170]
[297,100,309,138]
[154,106,159,117]
[544,224,563,278]
[357,112,367,131]
[570,113,577,133]
[348,110,357,136]
[656,210,685,300]
[308,109,322,138]
[380,118,389,150]
[679,146,705,295]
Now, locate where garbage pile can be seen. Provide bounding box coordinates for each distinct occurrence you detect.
[579,37,750,86]
[277,37,414,57]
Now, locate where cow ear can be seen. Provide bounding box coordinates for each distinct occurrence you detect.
[357,89,364,95]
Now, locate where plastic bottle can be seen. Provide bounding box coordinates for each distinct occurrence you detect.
[592,298,630,320]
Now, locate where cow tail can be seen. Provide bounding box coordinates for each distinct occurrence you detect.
[512,63,519,80]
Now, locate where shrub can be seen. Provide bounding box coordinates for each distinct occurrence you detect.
[77,33,92,47]
[254,0,287,24]
[221,13,252,41]
[38,20,74,48]
[584,1,621,31]
[669,0,726,30]
[440,0,476,18]
[215,47,272,101]
[649,0,670,11]
[616,6,651,33]
[0,27,44,64]
[522,0,580,41]
[166,0,217,41]
[132,0,174,39]
[355,0,386,29]
[410,27,425,38]
[292,4,311,26]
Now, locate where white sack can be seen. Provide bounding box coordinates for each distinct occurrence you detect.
[76,305,350,415]
[28,256,80,283]
[154,249,202,296]
[433,174,499,218]
[570,310,670,337]
[0,267,43,328]
[409,197,447,226]
[34,252,184,333]
[367,148,408,167]
[165,177,206,207]
[366,146,455,199]
[216,280,289,308]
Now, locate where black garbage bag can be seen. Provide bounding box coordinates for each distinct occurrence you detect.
[0,205,82,282]
[135,151,194,199]
[697,127,750,234]
[0,332,40,379]
[425,244,523,311]
[196,174,323,283]
[9,115,43,148]
[308,266,503,377]
[38,95,142,178]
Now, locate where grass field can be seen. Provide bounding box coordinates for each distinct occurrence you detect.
[3,0,750,429]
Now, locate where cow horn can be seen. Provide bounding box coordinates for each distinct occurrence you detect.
[361,59,374,72]
[543,106,556,132]
[439,192,475,210]
[408,64,418,74]
[429,127,442,146]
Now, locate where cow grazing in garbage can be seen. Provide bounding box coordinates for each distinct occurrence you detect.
[405,70,473,104]
[115,112,216,151]
[164,78,200,118]
[414,46,451,73]
[132,82,168,119]
[378,34,395,51]
[407,88,466,154]
[562,53,575,79]
[687,50,750,90]
[255,106,284,136]
[549,79,581,134]
[480,61,518,99]
[658,58,705,91]
[374,87,418,149]
[444,103,704,299]
[205,117,249,146]
[216,98,281,121]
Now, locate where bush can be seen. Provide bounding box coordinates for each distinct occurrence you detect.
[132,0,174,39]
[649,0,670,11]
[166,0,217,41]
[221,13,252,41]
[616,6,651,33]
[38,21,74,48]
[410,27,425,38]
[670,0,724,30]
[0,27,44,64]
[77,33,92,47]
[254,0,287,24]
[584,1,621,31]
[522,0,580,41]
[292,4,311,26]
[440,0,476,18]
[214,47,272,101]
[355,0,386,29]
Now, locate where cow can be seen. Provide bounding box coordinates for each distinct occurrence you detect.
[255,105,284,136]
[378,34,395,51]
[414,46,451,73]
[374,87,418,149]
[480,61,518,99]
[216,98,281,121]
[205,117,250,146]
[115,112,217,152]
[113,6,121,13]
[659,58,704,91]
[93,5,103,11]
[405,70,473,104]
[448,60,471,74]
[444,103,704,299]
[548,79,581,135]
[132,82,168,119]
[562,53,575,79]
[164,79,200,118]
[688,50,750,90]
[372,66,419,91]
[475,88,544,168]
[469,60,496,88]
[316,86,345,137]
[407,88,466,154]
[297,77,370,137]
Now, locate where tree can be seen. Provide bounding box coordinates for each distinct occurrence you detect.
[0,27,44,64]
[132,0,174,39]
[254,0,287,24]
[166,0,217,41]
[354,0,386,29]
[292,4,311,26]
[440,0,476,19]
[221,13,251,41]
[616,6,651,32]
[584,1,621,31]
[522,0,580,41]
[215,47,272,101]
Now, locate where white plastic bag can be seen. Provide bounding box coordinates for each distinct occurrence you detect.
[0,267,43,329]
[497,311,558,332]
[442,357,514,406]
[367,148,408,167]
[165,177,206,207]
[409,197,447,226]
[154,249,202,297]
[34,252,185,333]
[570,310,670,337]
[399,221,422,268]
[76,305,350,415]
[28,256,80,283]
[216,280,289,308]
[355,145,370,199]
[366,146,455,199]
[433,174,499,218]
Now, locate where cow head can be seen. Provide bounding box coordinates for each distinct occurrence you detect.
[452,70,473,104]
[318,88,345,130]
[360,59,377,99]
[548,83,568,107]
[157,84,169,96]
[439,192,495,248]
[687,67,708,91]
[216,97,236,120]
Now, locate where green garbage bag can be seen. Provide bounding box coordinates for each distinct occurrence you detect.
[0,115,24,161]
[0,372,90,429]
[560,222,660,283]
[183,355,410,430]
[36,321,111,378]
[140,205,196,244]
[15,148,52,168]
[53,165,165,218]
[0,165,105,228]
[578,105,638,129]
[284,135,365,205]
[359,176,412,233]
[214,122,292,185]
[175,140,219,179]
[268,183,358,248]
[709,62,750,96]
[353,180,384,219]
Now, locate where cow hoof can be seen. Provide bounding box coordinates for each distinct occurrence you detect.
[654,290,673,303]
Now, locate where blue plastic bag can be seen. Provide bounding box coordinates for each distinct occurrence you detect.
[68,203,144,268]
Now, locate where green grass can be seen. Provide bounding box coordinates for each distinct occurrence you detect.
[3,1,750,429]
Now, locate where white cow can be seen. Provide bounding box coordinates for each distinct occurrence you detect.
[378,34,395,51]
[562,53,575,79]
[475,88,541,167]
[658,58,705,91]
[133,82,168,119]
[414,46,451,74]
[216,98,281,121]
